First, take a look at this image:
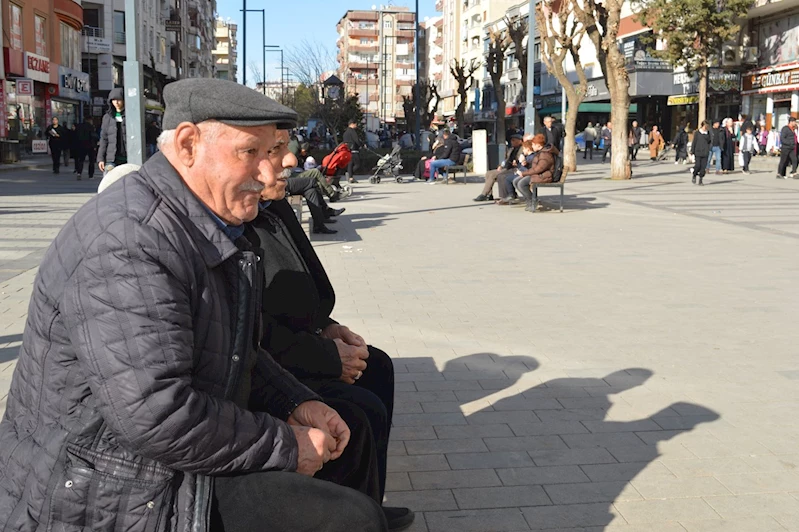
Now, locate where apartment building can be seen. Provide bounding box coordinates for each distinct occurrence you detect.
[213,17,238,82]
[2,0,87,149]
[80,0,216,122]
[420,16,444,88]
[337,7,417,125]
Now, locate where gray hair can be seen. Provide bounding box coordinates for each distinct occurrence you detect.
[156,120,223,149]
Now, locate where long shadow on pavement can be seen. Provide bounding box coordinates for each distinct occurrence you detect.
[385,353,719,531]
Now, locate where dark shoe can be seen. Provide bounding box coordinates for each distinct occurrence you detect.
[383,507,415,532]
[473,194,490,202]
[487,193,494,201]
[348,177,357,183]
[698,179,704,186]
[691,175,696,184]
[312,225,337,234]
[323,217,338,224]
[328,191,341,202]
[327,207,346,217]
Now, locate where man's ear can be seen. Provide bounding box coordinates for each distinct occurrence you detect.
[174,123,200,167]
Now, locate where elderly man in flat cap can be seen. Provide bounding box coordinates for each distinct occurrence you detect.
[0,78,394,532]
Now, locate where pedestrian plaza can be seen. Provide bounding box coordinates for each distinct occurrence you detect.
[1,160,799,530]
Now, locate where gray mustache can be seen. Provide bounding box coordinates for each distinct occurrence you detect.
[238,182,265,193]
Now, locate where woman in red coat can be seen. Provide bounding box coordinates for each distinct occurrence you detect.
[510,134,559,211]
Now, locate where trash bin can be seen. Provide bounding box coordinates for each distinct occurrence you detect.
[0,140,21,164]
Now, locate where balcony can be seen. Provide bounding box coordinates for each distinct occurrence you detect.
[349,28,378,38]
[436,0,443,11]
[350,44,379,53]
[397,29,415,39]
[113,31,126,44]
[434,35,443,47]
[82,26,104,37]
[434,54,443,64]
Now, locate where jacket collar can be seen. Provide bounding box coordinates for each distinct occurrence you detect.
[139,152,241,268]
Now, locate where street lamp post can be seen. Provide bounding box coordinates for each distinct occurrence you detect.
[265,45,283,100]
[241,8,265,93]
[277,66,290,102]
[124,0,144,164]
[414,0,421,150]
[524,0,537,135]
[242,0,246,85]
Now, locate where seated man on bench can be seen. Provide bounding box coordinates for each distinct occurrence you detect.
[512,134,559,211]
[426,130,462,184]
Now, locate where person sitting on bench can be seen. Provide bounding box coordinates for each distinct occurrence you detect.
[474,134,523,201]
[426,130,461,184]
[513,134,559,211]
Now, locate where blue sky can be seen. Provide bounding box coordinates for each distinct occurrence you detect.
[216,0,439,86]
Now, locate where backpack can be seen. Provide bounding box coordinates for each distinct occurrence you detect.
[551,153,565,183]
[320,143,353,177]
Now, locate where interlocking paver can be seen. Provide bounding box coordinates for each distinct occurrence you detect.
[452,486,551,509]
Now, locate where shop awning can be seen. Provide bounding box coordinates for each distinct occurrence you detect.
[538,103,637,115]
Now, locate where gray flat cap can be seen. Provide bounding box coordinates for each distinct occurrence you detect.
[162,78,297,130]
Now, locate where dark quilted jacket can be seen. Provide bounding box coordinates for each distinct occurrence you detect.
[0,152,318,532]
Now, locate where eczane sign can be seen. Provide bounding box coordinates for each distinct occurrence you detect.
[24,52,51,83]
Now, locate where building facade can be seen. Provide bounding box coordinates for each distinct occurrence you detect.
[337,7,417,125]
[2,0,87,150]
[213,17,237,82]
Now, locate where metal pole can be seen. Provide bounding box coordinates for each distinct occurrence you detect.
[366,60,369,114]
[414,0,421,150]
[262,10,266,94]
[242,0,247,85]
[524,0,536,135]
[124,0,144,165]
[280,49,285,102]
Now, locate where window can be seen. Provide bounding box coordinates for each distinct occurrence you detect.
[61,23,81,70]
[113,11,126,44]
[9,3,22,51]
[159,37,167,63]
[35,15,47,56]
[384,19,392,29]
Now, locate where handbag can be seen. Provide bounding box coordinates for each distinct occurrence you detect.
[737,151,745,167]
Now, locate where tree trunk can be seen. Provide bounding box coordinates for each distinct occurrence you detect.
[496,93,507,147]
[563,97,579,173]
[606,50,632,180]
[456,100,466,137]
[698,67,708,127]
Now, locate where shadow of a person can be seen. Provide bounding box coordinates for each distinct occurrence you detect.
[402,355,720,531]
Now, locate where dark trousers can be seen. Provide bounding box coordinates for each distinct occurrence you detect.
[583,143,593,159]
[74,148,96,178]
[311,347,394,500]
[601,144,611,163]
[50,145,61,173]
[778,148,798,177]
[628,145,640,160]
[287,176,331,229]
[211,397,387,532]
[692,155,708,181]
[346,151,360,179]
[742,151,753,172]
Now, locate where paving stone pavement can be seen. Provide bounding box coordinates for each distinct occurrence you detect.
[1,160,799,531]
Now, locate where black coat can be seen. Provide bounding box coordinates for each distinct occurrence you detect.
[439,137,462,164]
[45,124,65,147]
[343,127,361,150]
[252,200,342,385]
[545,124,564,149]
[0,152,317,532]
[691,129,712,157]
[98,107,127,164]
[780,125,796,151]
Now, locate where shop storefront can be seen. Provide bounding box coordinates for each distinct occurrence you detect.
[52,66,91,127]
[1,51,52,153]
[741,66,799,131]
[668,69,742,133]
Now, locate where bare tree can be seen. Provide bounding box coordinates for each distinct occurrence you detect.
[573,0,631,180]
[401,81,442,138]
[284,40,337,87]
[504,14,529,102]
[536,0,588,173]
[450,59,479,138]
[249,62,265,93]
[486,27,511,148]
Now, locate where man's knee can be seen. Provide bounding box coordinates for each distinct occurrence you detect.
[367,347,394,382]
[335,485,388,531]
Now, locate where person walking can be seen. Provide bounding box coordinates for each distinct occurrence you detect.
[777,117,798,179]
[720,118,736,173]
[707,120,722,174]
[583,122,595,160]
[44,117,65,174]
[543,116,564,152]
[738,125,759,174]
[648,125,664,161]
[73,117,99,180]
[600,121,612,163]
[343,120,362,184]
[98,87,127,175]
[674,124,689,164]
[629,120,643,160]
[690,121,712,186]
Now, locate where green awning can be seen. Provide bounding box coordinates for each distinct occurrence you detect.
[538,103,638,115]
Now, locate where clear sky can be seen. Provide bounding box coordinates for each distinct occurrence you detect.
[216,0,439,86]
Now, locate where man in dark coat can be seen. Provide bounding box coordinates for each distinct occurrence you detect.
[427,130,462,183]
[600,121,613,163]
[74,117,98,180]
[707,120,722,174]
[253,153,414,531]
[543,115,564,152]
[629,120,643,160]
[690,120,713,186]
[0,78,389,532]
[44,116,65,173]
[777,117,798,179]
[343,119,362,183]
[98,87,127,175]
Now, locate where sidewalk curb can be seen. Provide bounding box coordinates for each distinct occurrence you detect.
[0,162,52,173]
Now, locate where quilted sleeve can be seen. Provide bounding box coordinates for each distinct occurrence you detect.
[62,218,299,475]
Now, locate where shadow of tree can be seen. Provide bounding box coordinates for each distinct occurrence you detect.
[385,353,719,531]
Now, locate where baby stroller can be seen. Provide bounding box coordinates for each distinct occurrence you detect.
[368,145,403,184]
[320,143,354,197]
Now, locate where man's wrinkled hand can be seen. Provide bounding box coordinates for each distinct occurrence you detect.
[291,425,334,476]
[288,400,350,459]
[335,339,369,384]
[322,324,366,348]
